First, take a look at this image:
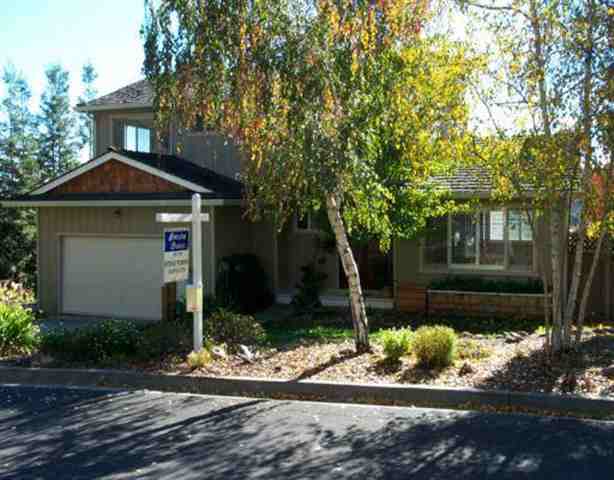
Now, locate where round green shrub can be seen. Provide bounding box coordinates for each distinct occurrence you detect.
[380,328,412,361]
[0,303,39,354]
[205,308,265,352]
[413,325,457,368]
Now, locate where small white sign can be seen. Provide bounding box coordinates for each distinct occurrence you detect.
[163,228,190,283]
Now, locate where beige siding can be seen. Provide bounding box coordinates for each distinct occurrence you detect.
[38,206,214,316]
[213,207,277,291]
[276,226,339,291]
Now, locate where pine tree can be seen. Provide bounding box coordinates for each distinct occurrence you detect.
[38,64,80,178]
[0,64,38,284]
[78,61,97,157]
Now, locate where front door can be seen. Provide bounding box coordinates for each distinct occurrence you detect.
[339,240,393,296]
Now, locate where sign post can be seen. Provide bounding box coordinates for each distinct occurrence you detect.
[156,193,210,352]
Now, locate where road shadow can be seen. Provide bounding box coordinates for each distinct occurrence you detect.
[1,385,613,479]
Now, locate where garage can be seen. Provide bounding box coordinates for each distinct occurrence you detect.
[61,236,163,320]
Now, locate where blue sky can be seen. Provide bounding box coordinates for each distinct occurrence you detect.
[0,0,146,107]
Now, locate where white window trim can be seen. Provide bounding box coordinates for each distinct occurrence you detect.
[421,208,537,276]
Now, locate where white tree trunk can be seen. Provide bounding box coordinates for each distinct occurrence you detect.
[576,231,606,344]
[549,204,564,352]
[325,193,370,352]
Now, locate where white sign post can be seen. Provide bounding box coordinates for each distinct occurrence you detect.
[156,193,210,352]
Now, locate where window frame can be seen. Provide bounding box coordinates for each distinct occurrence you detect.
[421,207,537,275]
[123,123,152,153]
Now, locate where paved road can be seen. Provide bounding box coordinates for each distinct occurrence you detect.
[0,385,613,479]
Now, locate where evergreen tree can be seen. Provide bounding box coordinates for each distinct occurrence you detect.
[0,64,38,284]
[78,61,97,157]
[38,64,80,178]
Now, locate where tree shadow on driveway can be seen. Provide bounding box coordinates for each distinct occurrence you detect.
[0,385,613,480]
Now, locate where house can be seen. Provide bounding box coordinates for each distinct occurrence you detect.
[3,79,597,321]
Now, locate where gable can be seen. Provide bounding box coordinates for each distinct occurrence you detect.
[50,159,187,195]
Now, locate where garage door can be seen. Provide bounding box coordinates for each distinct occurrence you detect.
[62,236,163,320]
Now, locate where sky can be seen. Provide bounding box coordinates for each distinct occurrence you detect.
[0,0,147,108]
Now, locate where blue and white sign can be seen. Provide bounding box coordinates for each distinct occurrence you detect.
[163,228,190,283]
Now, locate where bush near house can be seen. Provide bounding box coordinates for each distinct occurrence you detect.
[380,328,413,361]
[216,254,274,313]
[40,319,141,362]
[413,325,458,368]
[0,282,39,355]
[205,308,265,352]
[429,276,543,294]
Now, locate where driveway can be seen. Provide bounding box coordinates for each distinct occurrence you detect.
[1,384,613,479]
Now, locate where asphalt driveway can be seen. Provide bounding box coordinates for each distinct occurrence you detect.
[1,384,613,479]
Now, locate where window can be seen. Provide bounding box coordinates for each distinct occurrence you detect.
[423,208,534,272]
[124,124,151,153]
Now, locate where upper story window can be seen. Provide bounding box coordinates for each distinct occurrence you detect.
[423,208,534,272]
[124,124,151,153]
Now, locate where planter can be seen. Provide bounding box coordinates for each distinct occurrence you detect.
[427,289,548,318]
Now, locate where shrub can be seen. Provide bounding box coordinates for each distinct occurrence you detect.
[40,319,140,362]
[216,254,274,313]
[0,303,39,355]
[205,309,265,352]
[0,281,35,306]
[380,328,412,361]
[429,276,543,294]
[187,349,212,369]
[137,321,192,360]
[413,325,457,368]
[291,263,328,313]
[457,338,492,361]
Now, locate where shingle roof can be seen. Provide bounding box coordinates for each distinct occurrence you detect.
[430,167,493,196]
[77,79,153,109]
[4,148,243,203]
[115,149,243,198]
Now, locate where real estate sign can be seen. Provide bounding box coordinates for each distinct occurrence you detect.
[163,228,190,283]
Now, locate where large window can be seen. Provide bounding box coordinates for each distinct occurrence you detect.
[424,208,534,272]
[124,124,151,153]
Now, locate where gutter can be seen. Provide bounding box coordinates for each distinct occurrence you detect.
[1,199,243,208]
[74,103,153,113]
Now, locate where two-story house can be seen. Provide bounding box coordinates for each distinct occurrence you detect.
[3,80,555,321]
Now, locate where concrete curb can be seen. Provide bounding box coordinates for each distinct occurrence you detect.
[1,366,613,417]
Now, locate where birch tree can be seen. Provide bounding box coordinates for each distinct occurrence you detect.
[143,0,479,352]
[464,0,613,352]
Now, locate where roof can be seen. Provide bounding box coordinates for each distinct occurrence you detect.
[2,148,243,206]
[76,80,153,111]
[430,167,493,197]
[115,149,243,199]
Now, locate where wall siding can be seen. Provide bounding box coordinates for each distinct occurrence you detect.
[38,206,214,317]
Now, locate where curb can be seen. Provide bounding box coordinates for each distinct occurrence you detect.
[1,366,613,417]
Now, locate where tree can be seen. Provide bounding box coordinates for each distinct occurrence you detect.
[0,64,38,284]
[143,0,480,352]
[463,0,613,352]
[78,61,98,157]
[38,64,80,178]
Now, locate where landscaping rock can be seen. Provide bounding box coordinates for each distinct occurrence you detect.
[504,332,524,343]
[602,366,614,379]
[211,346,228,360]
[458,362,475,376]
[237,345,255,364]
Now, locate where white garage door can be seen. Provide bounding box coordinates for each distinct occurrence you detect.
[62,236,163,320]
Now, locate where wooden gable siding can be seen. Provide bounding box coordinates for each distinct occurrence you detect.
[51,159,186,194]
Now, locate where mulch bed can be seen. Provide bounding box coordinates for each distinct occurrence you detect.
[171,329,614,399]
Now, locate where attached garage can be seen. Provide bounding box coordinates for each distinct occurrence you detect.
[1,148,249,320]
[61,236,163,320]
